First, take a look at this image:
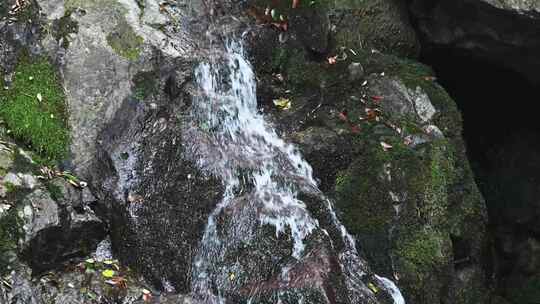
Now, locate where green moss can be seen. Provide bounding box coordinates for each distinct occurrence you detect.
[396,229,445,275]
[0,208,22,275]
[284,50,326,89]
[0,56,69,162]
[4,181,21,194]
[334,149,394,235]
[45,182,64,202]
[107,19,144,61]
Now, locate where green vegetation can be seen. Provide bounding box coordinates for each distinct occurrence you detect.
[396,229,445,275]
[107,20,144,61]
[45,181,64,202]
[0,56,69,163]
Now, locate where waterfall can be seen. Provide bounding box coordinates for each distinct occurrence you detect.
[186,36,405,304]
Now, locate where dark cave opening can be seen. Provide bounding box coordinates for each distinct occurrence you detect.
[421,47,540,299]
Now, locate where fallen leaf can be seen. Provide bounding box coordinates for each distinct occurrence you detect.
[365,108,378,121]
[371,95,384,102]
[273,97,291,110]
[338,111,348,122]
[271,8,278,20]
[102,269,115,278]
[368,282,379,293]
[327,55,338,65]
[142,289,151,295]
[380,142,393,151]
[142,289,152,302]
[36,93,42,102]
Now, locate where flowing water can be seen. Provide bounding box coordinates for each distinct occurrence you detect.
[186,35,405,304]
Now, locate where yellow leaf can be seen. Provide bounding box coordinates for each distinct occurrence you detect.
[273,98,291,110]
[102,269,115,278]
[368,282,379,293]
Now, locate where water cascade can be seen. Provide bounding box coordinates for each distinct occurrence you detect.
[185,34,405,304]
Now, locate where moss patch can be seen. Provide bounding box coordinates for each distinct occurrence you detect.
[107,19,144,61]
[396,229,445,275]
[45,181,64,202]
[0,56,69,162]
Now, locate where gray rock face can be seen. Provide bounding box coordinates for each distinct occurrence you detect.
[408,0,540,84]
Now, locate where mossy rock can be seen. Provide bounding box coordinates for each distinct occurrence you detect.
[331,0,420,58]
[0,55,69,163]
[106,19,144,61]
